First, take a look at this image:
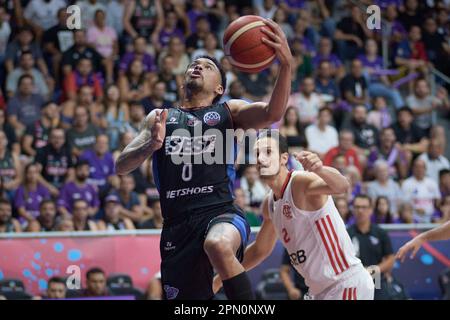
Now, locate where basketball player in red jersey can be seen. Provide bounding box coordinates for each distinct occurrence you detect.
[214,132,375,300]
[116,19,292,300]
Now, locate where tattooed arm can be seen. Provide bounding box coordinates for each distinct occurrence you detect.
[115,109,167,175]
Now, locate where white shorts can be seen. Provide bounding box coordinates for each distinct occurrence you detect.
[308,265,375,300]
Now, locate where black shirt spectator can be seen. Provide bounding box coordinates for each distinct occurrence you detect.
[344,105,379,150]
[339,59,368,107]
[398,0,424,31]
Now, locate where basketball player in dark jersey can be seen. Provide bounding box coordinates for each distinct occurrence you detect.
[116,18,292,300]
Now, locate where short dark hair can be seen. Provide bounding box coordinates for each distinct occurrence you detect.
[48,277,66,287]
[0,198,11,206]
[40,199,56,210]
[75,159,90,169]
[18,74,34,85]
[440,169,450,178]
[257,130,289,155]
[353,194,372,206]
[318,106,333,116]
[397,106,413,116]
[194,55,227,104]
[86,267,105,279]
[20,50,33,58]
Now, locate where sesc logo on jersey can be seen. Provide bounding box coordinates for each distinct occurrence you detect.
[165,135,216,155]
[203,111,221,126]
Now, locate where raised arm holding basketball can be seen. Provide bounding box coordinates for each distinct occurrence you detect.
[227,18,293,130]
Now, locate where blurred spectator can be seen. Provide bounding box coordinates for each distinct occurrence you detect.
[72,198,98,231]
[221,79,251,103]
[367,160,403,214]
[367,127,409,180]
[347,194,395,300]
[80,134,117,193]
[406,79,449,134]
[44,277,67,299]
[255,0,278,19]
[99,84,129,150]
[335,196,354,226]
[344,165,364,203]
[0,108,18,155]
[314,60,340,103]
[22,101,60,157]
[367,96,392,130]
[0,131,21,195]
[305,106,338,158]
[158,35,189,76]
[440,169,450,197]
[401,158,441,223]
[0,6,11,67]
[398,0,423,32]
[34,127,74,194]
[339,59,369,107]
[14,163,51,226]
[122,0,164,49]
[287,76,324,126]
[98,194,135,231]
[0,198,21,233]
[23,0,66,40]
[156,55,183,104]
[280,249,308,300]
[66,105,100,157]
[394,26,429,77]
[390,106,428,155]
[106,0,126,37]
[82,267,111,297]
[239,165,268,210]
[186,15,211,54]
[233,187,261,227]
[344,104,379,151]
[436,195,450,223]
[395,202,415,224]
[158,10,185,50]
[290,39,313,89]
[418,139,450,184]
[42,8,73,82]
[323,130,362,174]
[139,199,162,229]
[63,58,103,102]
[143,81,172,113]
[61,85,100,129]
[55,216,74,232]
[273,8,294,40]
[87,9,118,84]
[279,106,307,154]
[192,32,224,61]
[5,26,48,76]
[312,37,345,79]
[334,5,372,61]
[6,50,51,99]
[27,199,58,232]
[383,5,407,46]
[422,17,448,75]
[75,0,106,30]
[118,58,151,103]
[114,174,144,225]
[62,30,105,82]
[57,160,100,219]
[7,74,45,135]
[127,101,146,134]
[119,36,157,76]
[359,39,403,109]
[373,196,394,224]
[219,56,237,94]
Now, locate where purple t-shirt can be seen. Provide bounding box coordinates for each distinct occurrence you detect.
[187,10,206,34]
[80,149,115,188]
[159,28,184,48]
[375,0,403,10]
[357,54,383,82]
[57,181,100,212]
[14,184,51,220]
[119,52,156,73]
[312,53,343,69]
[277,0,305,9]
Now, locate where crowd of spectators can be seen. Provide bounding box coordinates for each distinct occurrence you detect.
[0,0,449,238]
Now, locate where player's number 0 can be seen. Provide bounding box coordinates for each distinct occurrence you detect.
[182,164,193,182]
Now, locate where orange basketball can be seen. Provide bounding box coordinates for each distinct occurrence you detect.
[223,15,276,73]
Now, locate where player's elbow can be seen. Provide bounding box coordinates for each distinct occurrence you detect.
[115,158,130,176]
[336,177,351,194]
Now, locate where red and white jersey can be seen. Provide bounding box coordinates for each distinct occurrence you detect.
[268,170,362,295]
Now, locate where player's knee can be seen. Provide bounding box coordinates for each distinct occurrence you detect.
[203,236,233,259]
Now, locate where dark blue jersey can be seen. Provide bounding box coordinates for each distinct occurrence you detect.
[152,102,238,222]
